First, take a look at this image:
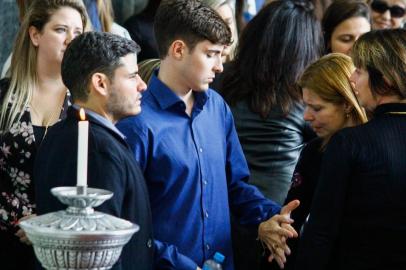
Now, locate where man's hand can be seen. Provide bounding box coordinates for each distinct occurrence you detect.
[16,214,36,245]
[258,200,300,269]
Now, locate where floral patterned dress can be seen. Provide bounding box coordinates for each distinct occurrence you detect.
[0,78,68,268]
[0,105,39,231]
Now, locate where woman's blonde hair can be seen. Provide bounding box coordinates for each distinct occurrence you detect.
[0,0,87,133]
[97,0,114,32]
[299,53,368,125]
[201,0,238,61]
[351,29,406,99]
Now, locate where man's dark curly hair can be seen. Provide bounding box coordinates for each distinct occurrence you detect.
[154,0,232,59]
[61,31,140,102]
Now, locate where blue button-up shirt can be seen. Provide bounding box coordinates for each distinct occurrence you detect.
[117,74,281,270]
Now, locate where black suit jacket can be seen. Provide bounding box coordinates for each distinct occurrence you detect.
[34,106,154,270]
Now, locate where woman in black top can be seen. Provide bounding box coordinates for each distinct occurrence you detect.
[296,29,406,270]
[283,53,367,269]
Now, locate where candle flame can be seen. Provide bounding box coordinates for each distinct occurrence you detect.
[79,108,86,121]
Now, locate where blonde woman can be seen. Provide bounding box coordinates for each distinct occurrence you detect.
[282,53,367,269]
[0,0,86,268]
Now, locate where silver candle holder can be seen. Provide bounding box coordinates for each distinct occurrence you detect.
[19,186,139,270]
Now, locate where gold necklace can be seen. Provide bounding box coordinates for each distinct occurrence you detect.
[386,112,406,115]
[30,91,66,141]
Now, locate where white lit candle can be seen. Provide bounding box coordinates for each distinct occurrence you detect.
[77,108,89,188]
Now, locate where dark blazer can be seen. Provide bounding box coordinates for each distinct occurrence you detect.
[296,103,406,270]
[34,106,154,270]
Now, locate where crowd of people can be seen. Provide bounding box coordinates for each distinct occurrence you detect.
[0,0,406,270]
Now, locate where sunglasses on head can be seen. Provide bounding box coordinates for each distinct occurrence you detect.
[371,1,406,18]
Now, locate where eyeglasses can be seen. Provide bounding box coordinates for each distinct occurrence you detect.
[371,1,406,18]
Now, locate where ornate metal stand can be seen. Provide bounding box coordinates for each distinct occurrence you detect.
[19,187,139,270]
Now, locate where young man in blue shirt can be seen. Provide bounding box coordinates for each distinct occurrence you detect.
[117,1,299,269]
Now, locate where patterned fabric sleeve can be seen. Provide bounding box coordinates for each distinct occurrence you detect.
[0,105,36,232]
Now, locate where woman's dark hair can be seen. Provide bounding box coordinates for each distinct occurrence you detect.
[322,0,370,53]
[351,29,406,99]
[221,0,322,118]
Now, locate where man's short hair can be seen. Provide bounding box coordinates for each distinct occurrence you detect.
[61,32,140,102]
[154,0,232,59]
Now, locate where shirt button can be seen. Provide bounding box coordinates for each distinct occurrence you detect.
[147,239,152,248]
[199,148,203,153]
[203,179,207,185]
[206,244,210,250]
[205,211,209,218]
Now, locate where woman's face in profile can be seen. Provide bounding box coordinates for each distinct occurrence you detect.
[350,67,376,112]
[330,16,371,55]
[29,6,84,66]
[215,3,235,62]
[302,88,350,140]
[370,0,406,29]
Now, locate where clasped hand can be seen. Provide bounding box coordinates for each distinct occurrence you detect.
[258,200,300,269]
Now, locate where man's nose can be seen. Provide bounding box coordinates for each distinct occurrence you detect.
[137,75,147,92]
[214,58,223,73]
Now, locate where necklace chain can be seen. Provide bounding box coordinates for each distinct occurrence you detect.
[30,91,66,141]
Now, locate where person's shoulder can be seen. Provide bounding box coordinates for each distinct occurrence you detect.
[206,88,230,110]
[87,123,130,163]
[286,101,307,122]
[334,123,369,142]
[110,22,131,40]
[207,87,224,101]
[117,112,149,126]
[116,114,150,139]
[327,125,366,154]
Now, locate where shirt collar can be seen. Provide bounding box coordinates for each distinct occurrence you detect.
[149,71,210,111]
[71,104,126,139]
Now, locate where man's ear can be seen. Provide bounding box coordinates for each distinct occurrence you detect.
[28,26,41,47]
[169,40,187,60]
[90,72,109,97]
